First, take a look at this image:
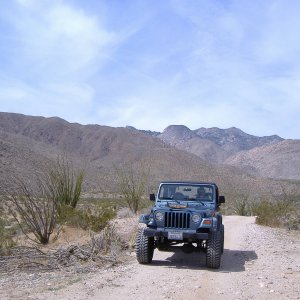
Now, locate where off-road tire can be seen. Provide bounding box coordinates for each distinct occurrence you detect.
[220,224,224,254]
[136,228,154,264]
[206,230,221,269]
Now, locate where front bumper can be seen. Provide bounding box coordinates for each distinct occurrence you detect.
[143,227,209,240]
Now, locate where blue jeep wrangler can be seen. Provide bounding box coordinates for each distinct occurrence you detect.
[136,181,225,269]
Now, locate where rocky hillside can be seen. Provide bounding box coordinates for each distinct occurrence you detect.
[157,125,228,163]
[139,124,300,180]
[156,125,283,163]
[225,139,300,180]
[0,112,299,198]
[194,126,283,153]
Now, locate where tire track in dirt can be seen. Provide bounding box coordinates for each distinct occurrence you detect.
[33,216,300,300]
[34,216,254,299]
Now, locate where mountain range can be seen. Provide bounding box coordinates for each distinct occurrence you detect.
[128,124,300,180]
[1,112,300,199]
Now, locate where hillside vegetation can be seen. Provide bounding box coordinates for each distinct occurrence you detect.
[0,112,300,230]
[0,113,298,194]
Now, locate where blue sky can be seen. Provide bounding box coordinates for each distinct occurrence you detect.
[0,0,300,139]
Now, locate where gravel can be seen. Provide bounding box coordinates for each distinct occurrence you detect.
[0,216,299,300]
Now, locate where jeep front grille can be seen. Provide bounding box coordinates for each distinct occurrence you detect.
[164,212,191,229]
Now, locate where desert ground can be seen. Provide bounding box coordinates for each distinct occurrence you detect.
[1,216,299,300]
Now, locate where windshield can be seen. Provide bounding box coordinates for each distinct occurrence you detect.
[158,183,214,202]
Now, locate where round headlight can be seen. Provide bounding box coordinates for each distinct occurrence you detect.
[192,214,201,223]
[155,212,164,221]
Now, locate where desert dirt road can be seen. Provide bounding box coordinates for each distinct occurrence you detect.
[34,216,300,300]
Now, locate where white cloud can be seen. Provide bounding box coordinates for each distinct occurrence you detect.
[44,4,114,70]
[0,77,94,123]
[6,1,115,80]
[0,0,117,123]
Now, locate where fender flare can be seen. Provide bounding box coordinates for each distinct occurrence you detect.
[216,214,223,230]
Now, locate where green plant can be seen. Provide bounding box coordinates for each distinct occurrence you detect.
[114,161,150,214]
[6,176,58,244]
[78,197,127,211]
[4,156,85,245]
[0,218,16,252]
[229,194,252,216]
[57,204,116,232]
[251,199,295,228]
[50,156,84,209]
[233,197,248,216]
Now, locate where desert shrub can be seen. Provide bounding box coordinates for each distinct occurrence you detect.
[50,157,84,209]
[5,156,85,245]
[91,223,122,255]
[6,176,58,244]
[78,197,127,211]
[224,193,252,216]
[232,195,251,216]
[140,196,154,210]
[284,210,300,230]
[0,218,16,253]
[57,205,116,232]
[114,161,151,214]
[251,199,296,228]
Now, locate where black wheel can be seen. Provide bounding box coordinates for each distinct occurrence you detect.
[206,230,221,269]
[136,228,154,264]
[220,224,224,254]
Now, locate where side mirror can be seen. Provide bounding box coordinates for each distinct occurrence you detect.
[219,195,225,204]
[149,193,155,201]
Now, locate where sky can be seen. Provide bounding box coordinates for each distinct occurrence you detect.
[0,0,300,139]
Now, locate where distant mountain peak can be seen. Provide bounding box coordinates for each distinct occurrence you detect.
[0,112,299,192]
[125,125,137,130]
[162,125,195,140]
[126,125,160,137]
[163,125,191,131]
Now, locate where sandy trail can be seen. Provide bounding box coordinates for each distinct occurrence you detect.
[32,215,300,300]
[3,215,296,300]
